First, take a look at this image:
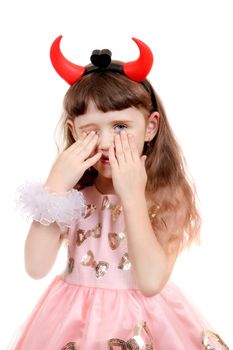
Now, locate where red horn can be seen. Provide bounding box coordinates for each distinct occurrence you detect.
[50,35,85,85]
[123,38,153,82]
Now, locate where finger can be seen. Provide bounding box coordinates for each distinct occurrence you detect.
[65,131,87,153]
[127,133,139,161]
[71,131,99,157]
[83,151,102,169]
[68,130,95,152]
[114,133,125,165]
[108,141,118,168]
[75,131,97,151]
[120,130,132,162]
[80,137,100,162]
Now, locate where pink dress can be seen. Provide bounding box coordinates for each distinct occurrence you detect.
[8,185,228,350]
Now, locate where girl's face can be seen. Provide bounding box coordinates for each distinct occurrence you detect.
[67,100,159,179]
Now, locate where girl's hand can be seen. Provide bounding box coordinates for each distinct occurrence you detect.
[109,131,147,201]
[44,131,101,192]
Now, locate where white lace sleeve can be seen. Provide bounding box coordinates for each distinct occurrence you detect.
[15,181,86,232]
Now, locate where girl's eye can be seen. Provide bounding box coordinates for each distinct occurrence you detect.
[114,124,127,131]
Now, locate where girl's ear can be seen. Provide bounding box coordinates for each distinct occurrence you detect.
[145,112,160,141]
[66,119,77,140]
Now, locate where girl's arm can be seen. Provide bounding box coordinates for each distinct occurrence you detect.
[23,132,101,280]
[108,132,183,297]
[122,193,180,298]
[24,221,66,279]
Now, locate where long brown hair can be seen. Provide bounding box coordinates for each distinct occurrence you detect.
[54,71,201,254]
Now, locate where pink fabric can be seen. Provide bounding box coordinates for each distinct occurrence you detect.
[8,185,222,349]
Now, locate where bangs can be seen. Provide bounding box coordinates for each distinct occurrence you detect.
[63,71,153,117]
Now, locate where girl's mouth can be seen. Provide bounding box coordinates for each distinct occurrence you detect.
[100,155,110,164]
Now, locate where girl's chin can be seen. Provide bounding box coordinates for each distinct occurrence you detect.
[93,163,112,179]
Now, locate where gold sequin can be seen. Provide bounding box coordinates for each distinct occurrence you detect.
[108,320,155,350]
[118,253,131,270]
[76,223,102,246]
[111,205,123,221]
[148,204,160,221]
[108,232,126,250]
[81,250,96,268]
[61,342,78,350]
[202,330,229,349]
[67,257,75,273]
[82,204,96,218]
[96,261,109,278]
[81,250,109,278]
[102,196,112,209]
[108,339,136,349]
[102,196,123,221]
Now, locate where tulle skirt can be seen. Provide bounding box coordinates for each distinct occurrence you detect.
[7,275,224,350]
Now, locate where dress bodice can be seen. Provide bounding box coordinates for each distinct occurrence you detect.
[61,184,139,289]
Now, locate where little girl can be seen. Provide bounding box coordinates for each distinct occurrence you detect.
[8,35,228,349]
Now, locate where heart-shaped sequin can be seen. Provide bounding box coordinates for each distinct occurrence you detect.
[81,250,96,268]
[102,196,122,221]
[111,205,123,221]
[82,204,96,219]
[76,223,102,246]
[102,196,112,210]
[118,253,131,271]
[67,257,75,273]
[202,330,229,349]
[81,250,109,278]
[61,341,78,350]
[108,320,154,350]
[95,261,109,278]
[108,232,126,250]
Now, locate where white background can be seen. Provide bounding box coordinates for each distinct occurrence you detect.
[0,0,232,348]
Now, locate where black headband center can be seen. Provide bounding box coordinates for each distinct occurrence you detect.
[90,49,112,69]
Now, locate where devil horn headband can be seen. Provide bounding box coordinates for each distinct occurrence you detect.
[50,35,153,85]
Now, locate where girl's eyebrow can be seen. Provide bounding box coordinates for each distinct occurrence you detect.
[79,120,134,129]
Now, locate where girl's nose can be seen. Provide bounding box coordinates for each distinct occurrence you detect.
[97,132,113,152]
